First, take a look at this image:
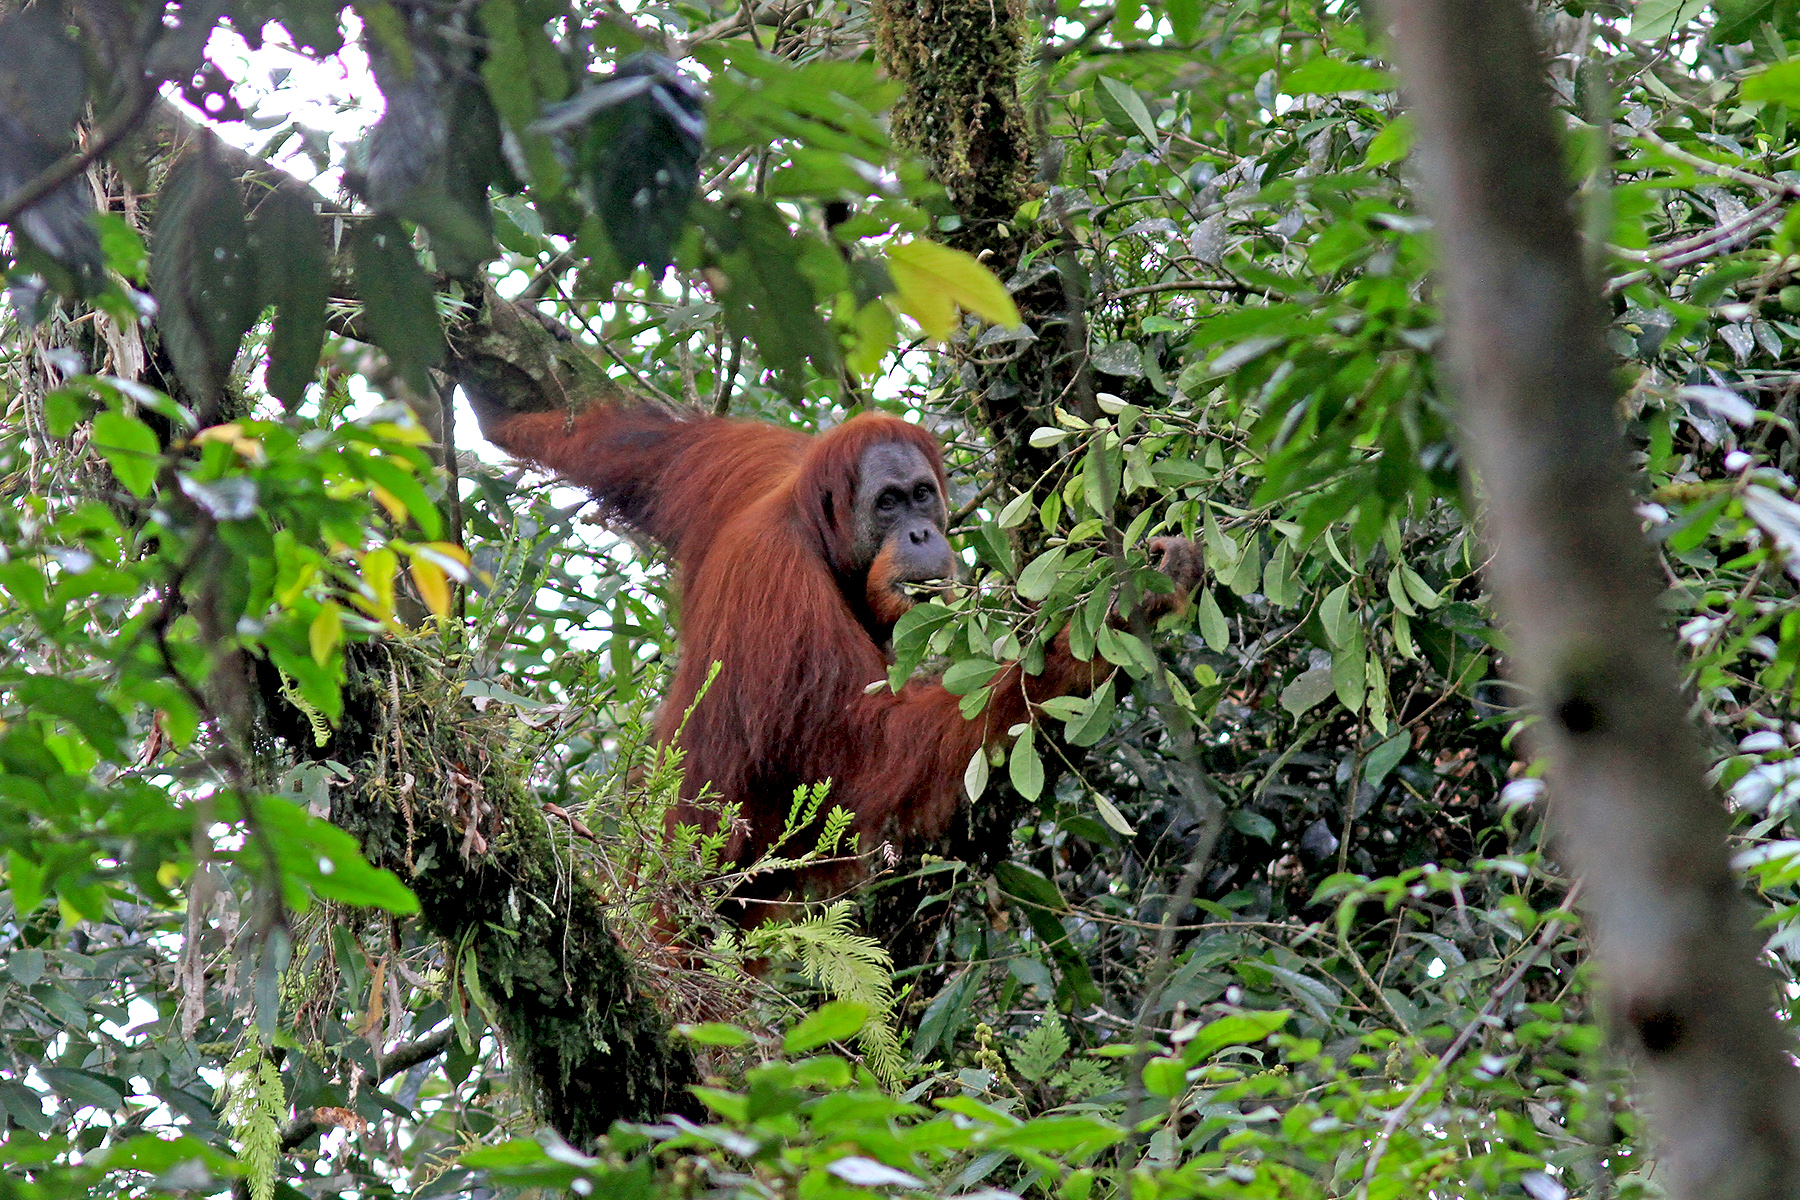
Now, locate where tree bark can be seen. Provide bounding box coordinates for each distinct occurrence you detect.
[871,0,1069,496]
[1384,4,1800,1196]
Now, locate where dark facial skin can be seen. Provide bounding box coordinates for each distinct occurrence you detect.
[852,442,955,583]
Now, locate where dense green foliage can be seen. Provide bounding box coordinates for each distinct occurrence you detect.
[7,0,1800,1197]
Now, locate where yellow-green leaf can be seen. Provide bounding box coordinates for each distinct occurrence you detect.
[964,747,989,802]
[886,239,1021,339]
[410,556,451,618]
[415,541,473,580]
[1364,114,1414,167]
[1744,60,1800,105]
[846,299,897,378]
[309,602,343,667]
[1009,726,1044,800]
[359,548,399,626]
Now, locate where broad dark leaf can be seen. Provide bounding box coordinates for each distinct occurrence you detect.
[363,51,499,276]
[695,197,838,393]
[250,185,329,409]
[351,214,444,396]
[0,6,101,291]
[539,53,703,274]
[149,141,260,411]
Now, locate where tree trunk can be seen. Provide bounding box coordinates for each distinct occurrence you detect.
[1385,4,1800,1196]
[867,0,1090,966]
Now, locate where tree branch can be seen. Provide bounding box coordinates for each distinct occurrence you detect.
[0,82,157,228]
[276,1027,457,1152]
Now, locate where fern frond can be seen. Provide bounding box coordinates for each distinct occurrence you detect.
[223,1048,285,1200]
[750,902,908,1084]
[816,805,853,857]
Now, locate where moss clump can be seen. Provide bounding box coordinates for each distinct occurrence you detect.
[319,638,697,1146]
[873,0,1041,245]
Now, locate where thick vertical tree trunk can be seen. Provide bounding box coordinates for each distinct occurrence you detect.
[871,0,1067,497]
[868,0,1102,967]
[1385,4,1800,1196]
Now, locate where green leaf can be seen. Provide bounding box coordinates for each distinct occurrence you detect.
[943,657,1003,695]
[360,454,443,540]
[252,186,330,410]
[150,144,260,405]
[1283,58,1391,95]
[1141,1056,1188,1097]
[1094,791,1136,836]
[1203,508,1239,569]
[1197,588,1230,652]
[1280,667,1336,718]
[914,969,979,1057]
[1387,569,1417,616]
[1399,564,1441,609]
[997,860,1099,1004]
[1017,547,1068,602]
[479,0,568,200]
[8,851,46,916]
[1009,726,1044,800]
[1630,0,1708,42]
[1067,677,1116,747]
[1364,114,1414,167]
[690,1086,749,1122]
[1225,534,1262,597]
[16,677,128,758]
[997,492,1034,528]
[784,1000,869,1054]
[1166,0,1200,41]
[1362,731,1410,790]
[964,747,989,803]
[1083,439,1119,520]
[1714,0,1781,40]
[1230,808,1277,842]
[1744,58,1800,103]
[94,213,148,281]
[352,215,444,397]
[1178,1010,1291,1066]
[1010,1017,1070,1083]
[1262,540,1298,608]
[697,198,839,393]
[1332,633,1366,713]
[38,1068,126,1112]
[251,796,419,913]
[994,861,1068,915]
[1320,582,1355,646]
[90,410,160,497]
[678,1023,754,1047]
[1098,76,1159,143]
[886,238,1021,337]
[1261,963,1341,1025]
[8,947,44,987]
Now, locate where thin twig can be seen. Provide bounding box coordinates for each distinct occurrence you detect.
[712,336,744,414]
[1104,277,1273,302]
[1357,881,1582,1197]
[275,1027,456,1152]
[949,479,1002,527]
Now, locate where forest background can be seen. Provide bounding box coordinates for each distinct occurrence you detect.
[4,0,1800,1197]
